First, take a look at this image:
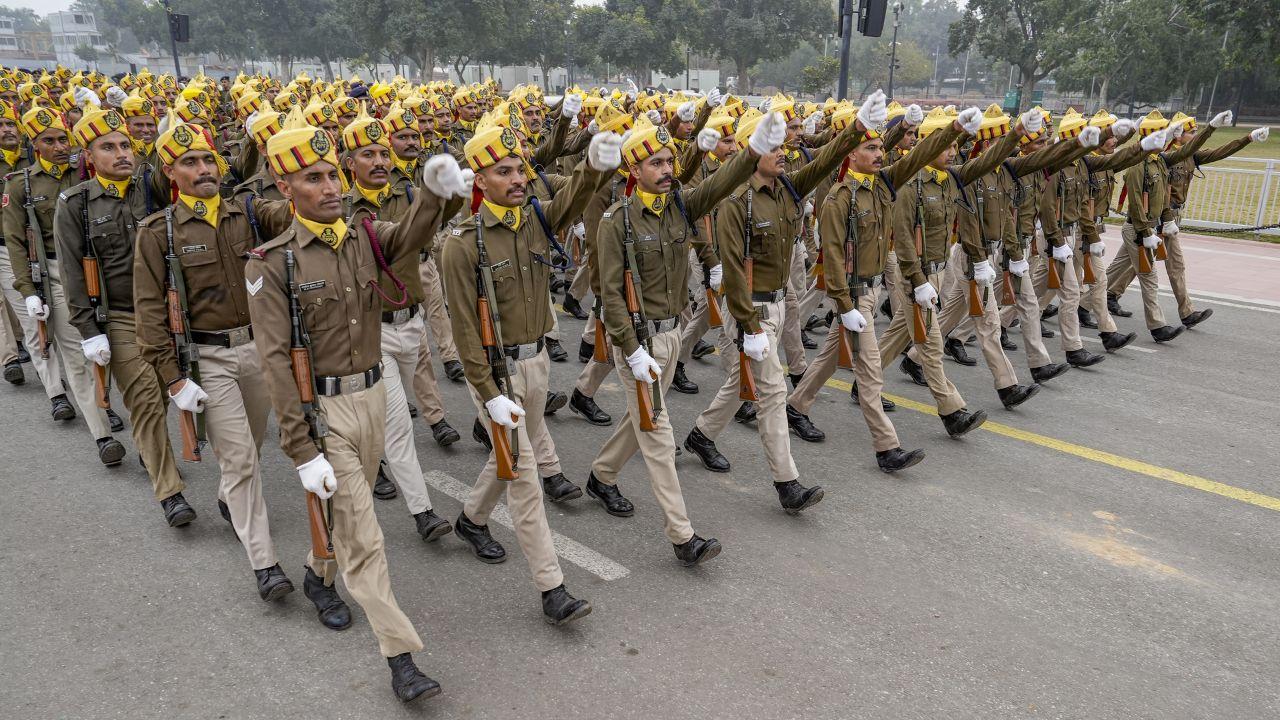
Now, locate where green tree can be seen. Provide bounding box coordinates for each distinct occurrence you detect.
[573,1,686,83]
[682,0,832,94]
[800,55,840,97]
[0,5,46,31]
[752,41,820,94]
[74,44,100,63]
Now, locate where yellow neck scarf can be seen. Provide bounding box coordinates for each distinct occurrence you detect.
[848,171,876,190]
[354,181,390,208]
[1,147,19,167]
[483,199,521,231]
[38,155,70,181]
[636,189,666,216]
[392,154,416,178]
[926,167,949,185]
[179,192,220,228]
[96,174,131,199]
[457,118,477,133]
[132,139,154,157]
[298,216,348,251]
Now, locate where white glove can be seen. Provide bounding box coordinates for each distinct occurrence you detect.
[759,97,772,112]
[422,154,468,198]
[677,101,696,123]
[696,127,720,152]
[708,263,723,291]
[244,110,259,139]
[587,131,624,171]
[1210,110,1232,128]
[24,295,48,321]
[803,199,814,217]
[1018,109,1043,135]
[625,346,661,384]
[802,110,821,135]
[1112,118,1135,139]
[1141,233,1159,249]
[705,87,723,108]
[169,379,208,413]
[156,113,171,136]
[1077,126,1101,148]
[857,90,887,129]
[1052,242,1073,261]
[1163,221,1179,237]
[1089,242,1106,257]
[839,308,867,333]
[572,221,586,241]
[957,106,982,135]
[560,93,582,119]
[297,454,337,500]
[1140,129,1167,152]
[104,85,127,107]
[972,259,996,286]
[81,334,111,366]
[1009,258,1029,277]
[457,168,475,197]
[913,282,939,307]
[484,394,525,429]
[1251,127,1270,142]
[587,118,599,135]
[626,78,639,100]
[645,109,663,125]
[905,103,924,127]
[741,332,769,362]
[748,111,786,156]
[75,85,100,108]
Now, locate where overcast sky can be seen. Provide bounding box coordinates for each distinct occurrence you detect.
[12,0,76,13]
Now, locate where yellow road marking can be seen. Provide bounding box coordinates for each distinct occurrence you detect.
[822,376,1280,513]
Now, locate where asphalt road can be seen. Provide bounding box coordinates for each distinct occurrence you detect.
[3,245,1279,719]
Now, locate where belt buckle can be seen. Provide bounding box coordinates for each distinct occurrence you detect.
[228,326,251,347]
[393,308,410,325]
[345,374,362,393]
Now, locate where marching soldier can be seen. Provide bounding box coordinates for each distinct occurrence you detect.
[54,108,189,523]
[246,107,467,702]
[440,121,618,618]
[132,116,297,600]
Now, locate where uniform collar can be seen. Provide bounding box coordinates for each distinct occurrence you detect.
[392,154,416,178]
[481,199,521,231]
[296,215,348,251]
[96,174,131,199]
[848,171,876,190]
[925,166,949,185]
[354,181,390,208]
[1,147,20,167]
[37,155,70,180]
[635,189,666,216]
[178,192,220,228]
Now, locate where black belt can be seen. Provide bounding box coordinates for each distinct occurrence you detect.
[191,326,253,347]
[503,337,544,360]
[380,304,419,324]
[650,316,679,333]
[1170,203,1184,211]
[43,251,56,260]
[315,365,382,396]
[923,261,947,275]
[850,274,883,296]
[751,289,785,303]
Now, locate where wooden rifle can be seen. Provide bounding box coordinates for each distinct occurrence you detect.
[1082,195,1097,285]
[80,187,111,409]
[620,190,661,431]
[21,169,49,359]
[838,185,860,370]
[702,214,723,328]
[163,207,204,462]
[474,216,519,480]
[591,298,608,363]
[1046,173,1064,290]
[737,190,759,402]
[1137,165,1155,274]
[284,249,333,561]
[911,176,929,342]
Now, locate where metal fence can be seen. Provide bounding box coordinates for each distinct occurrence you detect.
[1142,158,1280,235]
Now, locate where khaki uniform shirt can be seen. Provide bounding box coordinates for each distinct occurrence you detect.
[133,197,293,385]
[1166,127,1249,207]
[246,189,447,466]
[440,160,605,402]
[2,161,74,297]
[1007,138,1094,257]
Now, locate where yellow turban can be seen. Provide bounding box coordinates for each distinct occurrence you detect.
[341,103,389,151]
[622,115,675,166]
[768,93,796,122]
[156,111,230,176]
[978,104,1011,142]
[72,107,128,147]
[303,96,336,127]
[1138,110,1169,137]
[249,109,283,147]
[1171,111,1196,131]
[19,105,66,140]
[464,122,523,172]
[918,107,955,138]
[266,106,347,190]
[382,100,417,134]
[1056,108,1087,140]
[593,99,634,135]
[120,93,154,118]
[1088,109,1117,129]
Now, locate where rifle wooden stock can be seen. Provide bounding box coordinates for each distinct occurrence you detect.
[1155,238,1168,261]
[1047,254,1062,290]
[306,492,334,561]
[812,248,825,290]
[623,271,659,432]
[290,347,314,403]
[477,296,518,480]
[1082,250,1096,285]
[1000,270,1016,305]
[83,257,101,298]
[592,316,608,363]
[36,320,48,360]
[967,278,984,316]
[738,351,759,401]
[911,303,928,344]
[93,363,110,408]
[837,326,855,369]
[706,287,723,328]
[177,409,201,462]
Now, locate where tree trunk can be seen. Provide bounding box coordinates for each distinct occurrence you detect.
[540,62,551,92]
[735,56,751,95]
[1098,75,1110,111]
[323,60,334,82]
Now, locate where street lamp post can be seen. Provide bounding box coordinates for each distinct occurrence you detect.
[886,2,902,100]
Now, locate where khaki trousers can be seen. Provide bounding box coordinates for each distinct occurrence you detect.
[788,290,900,452]
[1030,230,1084,353]
[567,247,592,302]
[0,289,18,364]
[46,260,112,438]
[0,247,63,399]
[1108,209,1193,321]
[105,312,183,501]
[779,241,809,375]
[575,307,614,396]
[1076,237,1117,334]
[1118,224,1167,330]
[464,351,565,591]
[410,303,447,426]
[677,249,713,365]
[197,342,277,569]
[993,244,1054,369]
[418,253,458,363]
[880,271,967,414]
[694,299,799,484]
[591,328,695,545]
[311,381,424,658]
[933,245,1020,388]
[1105,242,1133,298]
[381,315,435,515]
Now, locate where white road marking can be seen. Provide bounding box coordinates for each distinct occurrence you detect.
[1180,245,1280,263]
[422,470,631,581]
[1080,336,1157,353]
[1163,290,1280,313]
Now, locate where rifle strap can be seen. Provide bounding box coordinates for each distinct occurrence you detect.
[245,196,262,245]
[670,186,697,238]
[534,166,556,201]
[359,215,409,307]
[528,197,571,270]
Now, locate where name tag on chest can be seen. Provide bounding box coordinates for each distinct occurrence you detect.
[300,280,326,292]
[490,259,512,272]
[181,245,208,254]
[92,215,113,226]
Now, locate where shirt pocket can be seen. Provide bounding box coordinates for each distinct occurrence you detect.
[177,247,225,305]
[633,235,662,277]
[355,261,380,311]
[300,277,341,332]
[490,260,519,309]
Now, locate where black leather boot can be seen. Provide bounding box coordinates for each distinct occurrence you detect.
[1108,293,1132,317]
[690,339,715,359]
[1065,348,1104,368]
[1040,321,1055,338]
[107,408,125,432]
[562,293,589,320]
[542,584,591,625]
[586,473,635,517]
[545,337,568,362]
[387,653,442,703]
[944,337,976,366]
[578,339,594,363]
[775,480,824,514]
[1030,362,1070,383]
[997,383,1041,409]
[786,405,825,442]
[899,356,927,386]
[1000,327,1018,351]
[801,332,817,349]
[1078,307,1099,329]
[569,388,612,425]
[443,359,465,382]
[3,360,22,384]
[1181,308,1213,328]
[734,401,757,424]
[97,437,125,466]
[454,513,507,563]
[941,409,987,438]
[431,419,460,446]
[1041,304,1059,320]
[160,492,197,527]
[542,473,583,503]
[1151,325,1184,343]
[255,564,294,602]
[672,362,699,394]
[472,417,492,449]
[1100,331,1136,352]
[876,447,925,473]
[414,509,453,541]
[673,534,722,566]
[684,427,730,472]
[50,394,75,421]
[374,460,398,500]
[544,390,568,415]
[850,381,895,411]
[303,567,353,630]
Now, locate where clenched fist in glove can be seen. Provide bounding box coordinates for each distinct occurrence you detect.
[422,155,469,198]
[298,455,337,500]
[972,259,996,286]
[741,332,769,362]
[1112,118,1135,139]
[857,90,887,129]
[840,308,868,333]
[1210,110,1233,128]
[913,282,939,307]
[748,111,787,156]
[588,131,624,171]
[1009,258,1030,277]
[905,103,924,127]
[169,379,208,413]
[82,334,111,366]
[1052,242,1073,262]
[1089,242,1106,258]
[956,107,983,135]
[677,101,696,123]
[705,87,724,108]
[1140,129,1167,152]
[1018,109,1043,135]
[1162,221,1179,237]
[626,347,661,384]
[696,127,720,152]
[1251,127,1271,143]
[560,93,583,119]
[1141,233,1160,250]
[485,395,525,429]
[708,263,723,291]
[1077,126,1101,148]
[24,295,48,321]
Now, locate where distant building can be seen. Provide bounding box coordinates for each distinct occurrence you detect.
[0,16,56,69]
[47,10,107,67]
